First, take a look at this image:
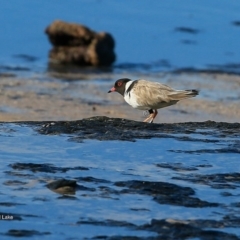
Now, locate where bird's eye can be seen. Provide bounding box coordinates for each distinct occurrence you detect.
[117,82,122,87]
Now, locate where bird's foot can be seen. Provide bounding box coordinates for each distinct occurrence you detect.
[143,114,154,123]
[143,110,158,123]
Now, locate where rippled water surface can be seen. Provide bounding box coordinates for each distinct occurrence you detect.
[0,119,240,239]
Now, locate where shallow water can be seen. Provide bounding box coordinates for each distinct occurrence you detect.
[1,0,240,74]
[1,2,240,239]
[0,119,240,239]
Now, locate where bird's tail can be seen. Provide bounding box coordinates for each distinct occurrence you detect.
[168,89,199,101]
[185,89,199,97]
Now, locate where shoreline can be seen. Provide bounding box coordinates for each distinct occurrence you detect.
[0,71,239,123]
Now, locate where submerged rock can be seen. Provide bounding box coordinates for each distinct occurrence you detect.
[139,219,240,240]
[45,20,116,66]
[5,229,50,237]
[115,180,219,207]
[46,179,77,195]
[9,162,89,173]
[46,178,95,195]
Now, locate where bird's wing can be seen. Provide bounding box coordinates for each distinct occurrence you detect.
[132,80,176,108]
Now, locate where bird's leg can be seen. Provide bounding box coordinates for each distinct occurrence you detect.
[152,110,158,122]
[143,109,156,123]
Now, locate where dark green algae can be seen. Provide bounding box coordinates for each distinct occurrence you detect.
[32,116,240,142]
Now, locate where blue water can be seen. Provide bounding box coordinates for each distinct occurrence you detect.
[0,123,240,238]
[1,0,240,72]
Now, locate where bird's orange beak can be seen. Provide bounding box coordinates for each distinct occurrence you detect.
[108,87,116,93]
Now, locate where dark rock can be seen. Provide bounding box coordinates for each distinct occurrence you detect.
[175,26,200,34]
[45,20,116,66]
[76,216,240,239]
[156,163,198,172]
[46,178,95,195]
[13,54,38,62]
[221,192,233,197]
[46,20,94,46]
[232,21,240,27]
[9,162,89,173]
[0,202,25,207]
[115,180,194,195]
[114,180,219,208]
[91,236,146,240]
[46,179,77,195]
[173,172,240,190]
[77,176,111,184]
[130,208,150,212]
[154,195,218,208]
[3,180,27,186]
[36,117,240,142]
[5,229,50,237]
[139,219,240,240]
[46,179,77,190]
[77,218,136,228]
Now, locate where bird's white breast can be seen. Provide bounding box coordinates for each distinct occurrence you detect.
[124,81,147,110]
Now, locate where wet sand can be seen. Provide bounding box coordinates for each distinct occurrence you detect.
[0,72,239,123]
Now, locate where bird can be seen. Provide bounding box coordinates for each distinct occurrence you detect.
[108,78,199,123]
